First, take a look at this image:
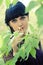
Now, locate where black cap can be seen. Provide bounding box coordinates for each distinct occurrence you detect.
[5,1,28,25]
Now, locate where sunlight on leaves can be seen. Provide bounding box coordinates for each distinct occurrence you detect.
[5,0,11,8]
[36,6,43,27]
[0,0,3,6]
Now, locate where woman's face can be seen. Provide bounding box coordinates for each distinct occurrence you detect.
[9,15,29,34]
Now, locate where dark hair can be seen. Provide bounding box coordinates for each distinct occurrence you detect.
[5,1,28,33]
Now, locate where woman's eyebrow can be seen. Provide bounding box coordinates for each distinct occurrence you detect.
[20,16,26,19]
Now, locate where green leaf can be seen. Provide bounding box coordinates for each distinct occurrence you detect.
[0,58,5,65]
[30,48,36,58]
[0,0,3,6]
[12,0,18,5]
[5,0,11,8]
[29,37,39,48]
[13,31,19,37]
[19,46,26,59]
[3,34,10,45]
[1,34,11,54]
[0,35,3,48]
[26,1,39,12]
[35,6,43,27]
[6,52,20,65]
[29,24,35,32]
[38,0,43,2]
[6,45,11,55]
[32,38,39,48]
[25,43,31,60]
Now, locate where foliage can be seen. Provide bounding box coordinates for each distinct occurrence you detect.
[35,5,43,27]
[5,0,11,8]
[0,0,43,65]
[0,0,3,6]
[26,1,39,12]
[26,0,43,27]
[0,58,5,65]
[12,0,18,5]
[0,25,40,65]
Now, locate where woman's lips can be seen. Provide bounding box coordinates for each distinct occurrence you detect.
[21,26,24,29]
[20,27,24,31]
[18,26,24,31]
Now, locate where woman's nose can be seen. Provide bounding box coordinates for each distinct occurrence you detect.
[18,22,23,27]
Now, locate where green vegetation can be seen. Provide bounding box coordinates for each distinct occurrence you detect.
[0,0,43,65]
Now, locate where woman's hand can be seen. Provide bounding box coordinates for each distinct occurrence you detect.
[12,33,24,56]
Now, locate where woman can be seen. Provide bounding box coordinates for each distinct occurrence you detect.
[4,1,43,65]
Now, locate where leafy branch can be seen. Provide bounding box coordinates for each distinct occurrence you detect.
[0,25,40,65]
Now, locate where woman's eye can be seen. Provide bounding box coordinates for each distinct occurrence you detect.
[20,16,25,20]
[12,19,17,22]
